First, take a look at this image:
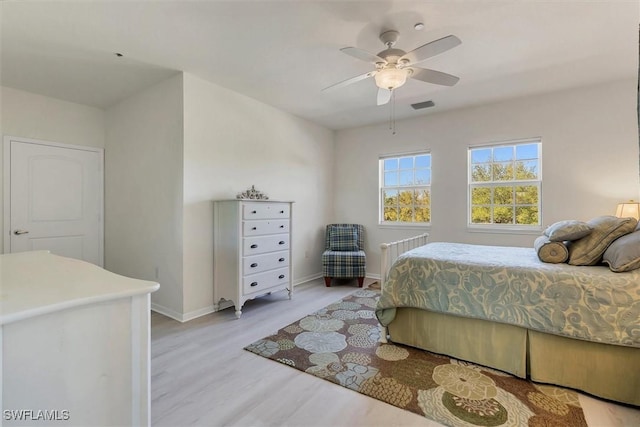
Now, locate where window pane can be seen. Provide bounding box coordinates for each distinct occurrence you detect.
[399,207,413,222]
[515,185,538,204]
[471,149,491,163]
[471,187,491,205]
[471,164,491,182]
[384,158,398,171]
[384,207,398,221]
[415,207,430,222]
[492,162,513,181]
[415,169,431,184]
[516,206,539,225]
[493,206,514,224]
[493,146,513,162]
[383,189,398,207]
[415,189,430,206]
[399,157,413,169]
[384,171,398,186]
[471,206,491,223]
[415,155,431,168]
[399,170,413,186]
[516,144,538,160]
[398,189,414,206]
[516,160,539,179]
[494,186,513,205]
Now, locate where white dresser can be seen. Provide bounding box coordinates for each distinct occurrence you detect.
[213,200,293,318]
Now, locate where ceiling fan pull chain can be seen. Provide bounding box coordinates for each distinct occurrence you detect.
[390,90,396,135]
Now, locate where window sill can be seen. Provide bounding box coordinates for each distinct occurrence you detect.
[378,222,432,231]
[467,225,542,235]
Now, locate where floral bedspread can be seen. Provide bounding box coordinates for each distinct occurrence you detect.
[375,242,640,348]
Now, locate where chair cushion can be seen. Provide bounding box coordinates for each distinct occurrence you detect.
[328,226,359,251]
[322,250,366,278]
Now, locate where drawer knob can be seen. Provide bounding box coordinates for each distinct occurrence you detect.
[250,263,258,268]
[251,210,257,214]
[251,244,258,249]
[279,225,284,229]
[278,258,285,262]
[280,210,284,214]
[278,274,285,279]
[250,282,258,287]
[279,241,285,245]
[252,227,257,230]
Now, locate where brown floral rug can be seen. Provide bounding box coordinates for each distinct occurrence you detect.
[245,289,587,427]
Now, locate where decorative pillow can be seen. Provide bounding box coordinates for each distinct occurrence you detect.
[329,227,359,251]
[544,220,593,242]
[568,216,637,266]
[603,231,640,272]
[534,235,568,263]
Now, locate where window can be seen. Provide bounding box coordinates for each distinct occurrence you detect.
[380,152,431,225]
[468,140,541,228]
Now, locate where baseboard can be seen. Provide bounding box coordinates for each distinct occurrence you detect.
[293,272,323,286]
[151,302,216,323]
[150,303,184,322]
[293,272,380,285]
[152,272,380,322]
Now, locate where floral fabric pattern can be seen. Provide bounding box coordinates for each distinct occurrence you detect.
[376,242,640,347]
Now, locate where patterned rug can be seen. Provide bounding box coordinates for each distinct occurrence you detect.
[245,289,588,427]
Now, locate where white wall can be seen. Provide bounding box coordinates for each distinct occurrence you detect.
[104,74,185,318]
[335,79,640,276]
[182,73,334,317]
[0,86,105,254]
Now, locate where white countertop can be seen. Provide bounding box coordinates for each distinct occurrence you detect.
[0,251,160,325]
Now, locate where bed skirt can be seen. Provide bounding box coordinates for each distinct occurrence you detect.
[387,307,640,406]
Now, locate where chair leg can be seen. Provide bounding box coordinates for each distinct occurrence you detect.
[357,277,364,288]
[324,277,331,287]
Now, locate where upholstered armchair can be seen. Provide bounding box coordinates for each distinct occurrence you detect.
[322,224,366,287]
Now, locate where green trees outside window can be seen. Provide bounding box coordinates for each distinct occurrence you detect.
[380,153,431,223]
[469,142,541,226]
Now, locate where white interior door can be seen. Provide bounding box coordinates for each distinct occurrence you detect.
[4,137,104,266]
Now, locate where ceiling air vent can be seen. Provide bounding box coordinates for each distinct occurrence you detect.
[411,100,435,110]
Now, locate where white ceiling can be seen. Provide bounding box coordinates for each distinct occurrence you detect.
[1,1,638,130]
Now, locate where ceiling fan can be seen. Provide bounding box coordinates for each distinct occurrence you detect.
[323,30,461,106]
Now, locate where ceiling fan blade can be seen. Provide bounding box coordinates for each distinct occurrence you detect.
[399,35,461,66]
[322,70,376,91]
[377,88,391,106]
[340,47,386,64]
[410,67,460,86]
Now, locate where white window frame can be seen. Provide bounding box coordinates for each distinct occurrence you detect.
[467,138,542,233]
[379,151,432,228]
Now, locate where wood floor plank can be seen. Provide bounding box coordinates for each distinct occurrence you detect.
[151,278,640,427]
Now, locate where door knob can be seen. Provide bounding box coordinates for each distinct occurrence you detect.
[14,229,29,235]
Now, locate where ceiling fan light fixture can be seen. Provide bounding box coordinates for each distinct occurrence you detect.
[374,67,409,90]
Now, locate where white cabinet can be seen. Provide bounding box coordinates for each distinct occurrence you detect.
[213,200,293,318]
[0,251,159,427]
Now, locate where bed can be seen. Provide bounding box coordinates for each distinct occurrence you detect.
[376,235,640,406]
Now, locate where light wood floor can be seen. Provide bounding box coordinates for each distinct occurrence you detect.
[151,278,640,427]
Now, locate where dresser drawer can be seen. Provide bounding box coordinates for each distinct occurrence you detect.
[243,203,290,220]
[243,267,289,294]
[243,251,289,275]
[243,235,289,255]
[243,219,289,236]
